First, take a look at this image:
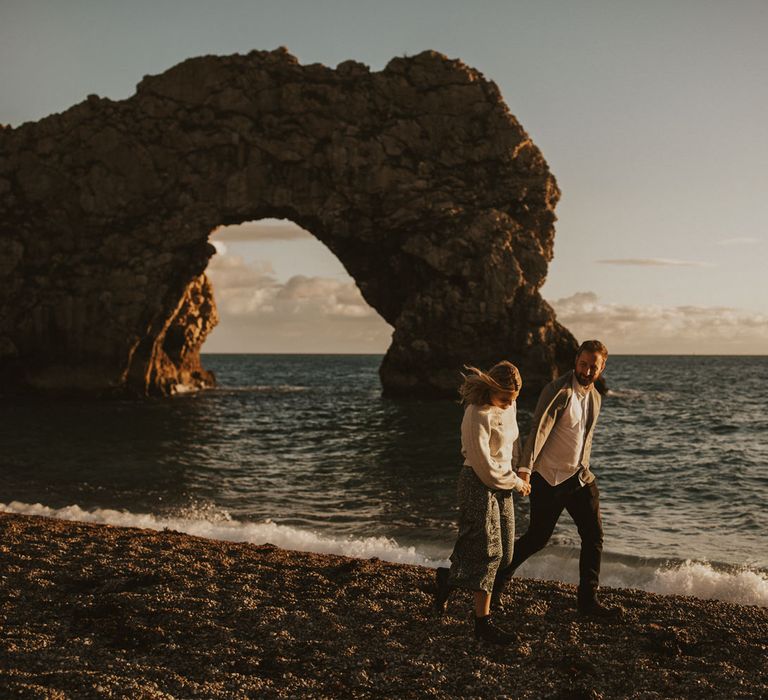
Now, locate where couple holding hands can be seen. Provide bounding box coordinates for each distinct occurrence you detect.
[435,340,616,645]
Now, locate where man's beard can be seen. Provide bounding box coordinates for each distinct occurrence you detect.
[576,372,596,386]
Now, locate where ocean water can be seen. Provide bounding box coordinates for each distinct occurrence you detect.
[2,354,767,606]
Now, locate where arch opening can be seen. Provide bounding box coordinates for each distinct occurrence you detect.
[202,217,393,356]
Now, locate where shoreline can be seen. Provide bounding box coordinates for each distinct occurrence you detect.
[4,499,766,608]
[1,513,766,699]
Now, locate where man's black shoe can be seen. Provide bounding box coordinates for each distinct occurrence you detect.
[577,599,622,620]
[433,566,452,614]
[473,615,517,645]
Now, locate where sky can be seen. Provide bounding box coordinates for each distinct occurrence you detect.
[2,0,766,354]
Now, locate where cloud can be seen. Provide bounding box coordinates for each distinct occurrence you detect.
[211,220,313,243]
[275,276,377,318]
[207,252,277,299]
[596,258,713,267]
[203,249,392,353]
[550,292,768,354]
[715,237,760,246]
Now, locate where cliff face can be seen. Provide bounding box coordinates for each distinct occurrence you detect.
[0,48,576,397]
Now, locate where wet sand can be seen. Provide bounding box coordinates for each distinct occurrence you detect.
[1,513,766,699]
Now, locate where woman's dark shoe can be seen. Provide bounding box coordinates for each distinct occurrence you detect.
[473,614,517,645]
[433,567,453,614]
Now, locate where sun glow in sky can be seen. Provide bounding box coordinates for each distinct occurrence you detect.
[2,0,766,354]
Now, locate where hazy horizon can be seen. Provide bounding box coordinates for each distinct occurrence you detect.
[199,351,768,357]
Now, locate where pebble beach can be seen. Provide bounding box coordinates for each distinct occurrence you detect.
[1,512,766,699]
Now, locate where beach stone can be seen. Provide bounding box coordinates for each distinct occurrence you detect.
[0,48,576,397]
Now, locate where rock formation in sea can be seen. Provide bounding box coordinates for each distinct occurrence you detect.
[0,47,577,397]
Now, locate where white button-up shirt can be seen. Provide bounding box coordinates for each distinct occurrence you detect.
[533,376,591,486]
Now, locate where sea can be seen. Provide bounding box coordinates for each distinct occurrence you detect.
[2,354,767,607]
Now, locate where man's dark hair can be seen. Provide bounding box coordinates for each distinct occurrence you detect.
[576,339,608,361]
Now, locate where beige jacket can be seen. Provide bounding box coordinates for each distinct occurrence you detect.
[518,371,602,484]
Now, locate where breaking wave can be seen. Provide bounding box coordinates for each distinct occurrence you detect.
[3,500,766,606]
[0,500,441,567]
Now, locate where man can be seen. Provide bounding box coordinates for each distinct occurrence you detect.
[493,339,616,617]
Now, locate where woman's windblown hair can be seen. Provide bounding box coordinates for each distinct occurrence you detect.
[458,361,522,406]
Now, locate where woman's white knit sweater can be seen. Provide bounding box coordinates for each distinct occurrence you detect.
[461,403,525,492]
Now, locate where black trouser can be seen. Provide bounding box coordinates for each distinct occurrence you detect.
[503,471,603,598]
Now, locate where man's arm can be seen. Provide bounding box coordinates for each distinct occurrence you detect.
[579,389,603,471]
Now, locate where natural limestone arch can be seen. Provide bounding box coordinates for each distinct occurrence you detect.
[0,48,577,398]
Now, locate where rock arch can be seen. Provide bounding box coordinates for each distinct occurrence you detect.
[0,48,577,398]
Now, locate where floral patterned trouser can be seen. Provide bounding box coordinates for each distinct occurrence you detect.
[447,466,515,593]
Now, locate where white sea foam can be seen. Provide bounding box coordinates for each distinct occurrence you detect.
[644,560,768,606]
[217,385,309,394]
[516,550,768,607]
[171,383,200,395]
[0,501,443,567]
[3,500,766,606]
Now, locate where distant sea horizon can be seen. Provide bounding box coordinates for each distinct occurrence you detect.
[200,351,768,357]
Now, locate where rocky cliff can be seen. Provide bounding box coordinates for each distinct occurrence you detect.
[0,48,577,397]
